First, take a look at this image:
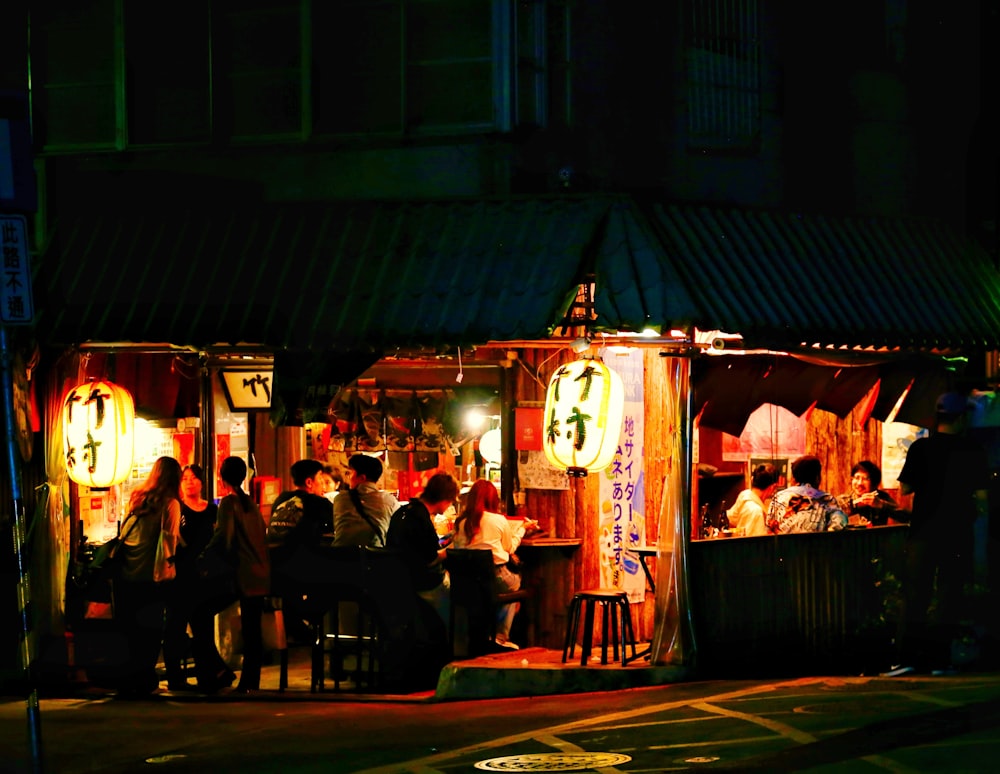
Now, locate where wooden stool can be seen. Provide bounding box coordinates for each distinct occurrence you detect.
[562,588,637,667]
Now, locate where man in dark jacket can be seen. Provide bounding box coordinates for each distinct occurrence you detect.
[384,471,460,686]
[886,392,990,676]
[267,458,335,640]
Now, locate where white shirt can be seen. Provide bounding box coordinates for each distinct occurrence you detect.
[452,511,525,565]
[728,489,768,537]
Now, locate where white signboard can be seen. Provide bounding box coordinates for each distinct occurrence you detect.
[1,214,33,324]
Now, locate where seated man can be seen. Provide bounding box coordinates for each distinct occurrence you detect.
[333,454,399,547]
[266,459,336,639]
[385,471,460,684]
[767,455,847,534]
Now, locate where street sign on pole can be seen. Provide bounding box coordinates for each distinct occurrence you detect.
[1,214,33,325]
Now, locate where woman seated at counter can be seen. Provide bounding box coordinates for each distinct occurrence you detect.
[835,460,901,527]
[727,463,780,537]
[452,479,525,649]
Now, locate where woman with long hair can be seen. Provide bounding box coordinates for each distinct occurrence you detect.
[452,479,525,648]
[203,456,270,694]
[163,464,221,691]
[115,455,183,697]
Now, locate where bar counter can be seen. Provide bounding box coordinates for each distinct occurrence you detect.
[518,537,582,649]
[688,525,907,676]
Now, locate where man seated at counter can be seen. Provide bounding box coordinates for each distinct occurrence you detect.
[767,455,848,534]
[266,458,337,639]
[332,453,399,547]
[835,460,901,527]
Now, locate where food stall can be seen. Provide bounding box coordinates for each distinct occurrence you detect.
[15,197,1000,691]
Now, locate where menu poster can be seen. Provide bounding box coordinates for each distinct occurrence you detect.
[516,450,568,491]
[881,422,927,489]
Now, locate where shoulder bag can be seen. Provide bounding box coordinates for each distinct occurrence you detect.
[348,488,386,547]
[154,504,179,583]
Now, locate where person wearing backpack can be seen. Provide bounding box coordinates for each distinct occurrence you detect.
[266,459,335,640]
[333,454,399,548]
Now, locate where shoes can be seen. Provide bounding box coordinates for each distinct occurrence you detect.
[115,686,160,700]
[494,638,520,651]
[232,686,258,696]
[881,664,916,677]
[931,665,959,676]
[166,679,197,692]
[198,669,236,694]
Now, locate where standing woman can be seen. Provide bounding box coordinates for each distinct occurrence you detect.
[116,456,182,698]
[162,464,219,690]
[207,456,270,694]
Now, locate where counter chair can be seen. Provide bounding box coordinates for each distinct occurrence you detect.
[309,546,381,692]
[445,548,531,657]
[270,594,318,692]
[562,588,638,667]
[361,546,420,692]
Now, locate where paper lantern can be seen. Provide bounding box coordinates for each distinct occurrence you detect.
[543,357,624,477]
[478,427,502,464]
[63,379,135,488]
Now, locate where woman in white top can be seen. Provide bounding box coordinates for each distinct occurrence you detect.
[728,463,780,537]
[452,479,525,647]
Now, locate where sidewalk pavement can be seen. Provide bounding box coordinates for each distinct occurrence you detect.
[39,639,689,703]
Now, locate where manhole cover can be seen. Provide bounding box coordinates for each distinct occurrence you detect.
[475,752,632,771]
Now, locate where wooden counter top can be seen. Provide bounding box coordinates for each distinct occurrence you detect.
[519,537,582,548]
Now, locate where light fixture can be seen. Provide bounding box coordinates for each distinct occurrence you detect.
[464,407,488,431]
[478,427,502,464]
[543,357,624,477]
[571,336,592,354]
[63,379,135,488]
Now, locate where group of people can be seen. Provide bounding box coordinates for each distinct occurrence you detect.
[111,450,526,698]
[726,456,900,539]
[725,390,990,677]
[113,455,269,698]
[264,457,527,686]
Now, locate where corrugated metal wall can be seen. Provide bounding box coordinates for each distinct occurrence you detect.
[689,527,906,676]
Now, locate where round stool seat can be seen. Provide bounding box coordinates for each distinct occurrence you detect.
[562,588,637,667]
[575,589,628,600]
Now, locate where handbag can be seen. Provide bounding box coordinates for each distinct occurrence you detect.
[154,505,179,583]
[196,538,237,584]
[196,519,240,611]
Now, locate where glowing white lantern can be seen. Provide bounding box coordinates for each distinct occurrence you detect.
[543,357,624,477]
[63,379,135,488]
[478,427,502,465]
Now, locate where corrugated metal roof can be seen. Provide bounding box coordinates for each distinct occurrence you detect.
[638,204,1000,351]
[33,196,663,351]
[33,197,1000,354]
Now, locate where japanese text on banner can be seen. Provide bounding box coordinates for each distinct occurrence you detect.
[598,348,645,603]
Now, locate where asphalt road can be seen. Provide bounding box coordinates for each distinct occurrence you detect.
[3,672,1000,773]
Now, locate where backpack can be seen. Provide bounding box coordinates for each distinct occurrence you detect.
[267,495,304,547]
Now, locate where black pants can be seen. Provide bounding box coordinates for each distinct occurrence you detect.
[897,533,973,670]
[163,574,223,684]
[113,579,166,694]
[237,595,265,690]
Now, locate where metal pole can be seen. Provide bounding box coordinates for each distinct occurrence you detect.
[1,325,44,773]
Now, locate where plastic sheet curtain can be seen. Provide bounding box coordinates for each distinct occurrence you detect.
[27,350,79,638]
[649,354,697,667]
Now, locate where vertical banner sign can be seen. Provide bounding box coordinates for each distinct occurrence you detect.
[1,215,33,325]
[598,348,645,602]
